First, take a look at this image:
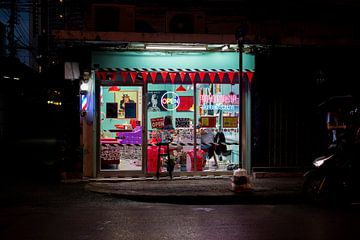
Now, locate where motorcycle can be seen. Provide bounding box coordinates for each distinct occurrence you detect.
[303,95,360,204]
[302,146,355,204]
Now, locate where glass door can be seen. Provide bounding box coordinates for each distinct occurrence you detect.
[99,85,143,171]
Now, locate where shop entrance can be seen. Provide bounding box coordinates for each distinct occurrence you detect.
[99,85,144,172]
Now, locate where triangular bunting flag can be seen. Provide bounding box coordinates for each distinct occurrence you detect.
[169,72,177,84]
[129,72,137,83]
[218,72,225,83]
[97,71,106,80]
[95,71,101,80]
[150,72,158,83]
[161,71,168,83]
[246,71,254,82]
[188,72,196,83]
[121,71,128,83]
[228,71,235,84]
[141,71,149,82]
[179,71,186,82]
[110,71,118,81]
[208,72,216,83]
[198,72,206,82]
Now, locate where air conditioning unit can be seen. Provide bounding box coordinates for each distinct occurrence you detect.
[86,4,135,32]
[166,11,205,34]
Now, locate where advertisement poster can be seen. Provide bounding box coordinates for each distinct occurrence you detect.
[176,96,194,112]
[147,91,167,111]
[200,116,217,128]
[223,116,238,128]
[176,118,190,128]
[114,91,137,118]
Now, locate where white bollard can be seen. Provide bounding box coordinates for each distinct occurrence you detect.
[230,168,251,192]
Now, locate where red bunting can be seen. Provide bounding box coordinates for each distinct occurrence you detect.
[129,72,137,83]
[141,71,149,82]
[149,72,157,83]
[161,71,168,83]
[121,71,128,83]
[228,71,235,84]
[208,72,216,83]
[198,72,206,82]
[96,71,106,80]
[218,72,225,83]
[169,72,177,84]
[246,71,254,82]
[188,72,196,83]
[110,71,118,81]
[179,71,186,82]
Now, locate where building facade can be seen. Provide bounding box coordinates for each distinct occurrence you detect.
[53,1,360,178]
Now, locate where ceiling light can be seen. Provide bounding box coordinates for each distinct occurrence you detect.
[145,44,207,51]
[221,45,229,51]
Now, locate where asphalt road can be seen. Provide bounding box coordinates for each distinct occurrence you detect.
[1,182,360,240]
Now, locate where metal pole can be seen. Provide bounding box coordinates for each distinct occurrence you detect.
[238,38,243,169]
[236,24,248,172]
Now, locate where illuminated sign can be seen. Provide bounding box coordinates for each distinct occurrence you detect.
[202,104,238,111]
[200,94,238,104]
[161,91,180,111]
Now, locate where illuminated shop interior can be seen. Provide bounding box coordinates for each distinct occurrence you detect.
[94,46,255,175]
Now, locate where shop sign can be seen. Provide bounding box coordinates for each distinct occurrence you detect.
[161,91,180,111]
[202,104,238,111]
[151,117,164,129]
[223,116,238,128]
[200,94,238,104]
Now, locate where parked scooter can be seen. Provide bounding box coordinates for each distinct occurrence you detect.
[303,95,360,204]
[302,143,356,204]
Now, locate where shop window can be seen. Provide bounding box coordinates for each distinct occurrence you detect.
[99,86,143,171]
[147,83,195,173]
[196,84,240,171]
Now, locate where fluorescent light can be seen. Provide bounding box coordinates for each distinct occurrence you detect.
[145,44,207,51]
[221,45,229,51]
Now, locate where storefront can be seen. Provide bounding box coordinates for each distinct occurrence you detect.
[83,45,254,177]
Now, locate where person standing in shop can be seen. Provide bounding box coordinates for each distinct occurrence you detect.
[197,119,217,167]
[162,115,175,142]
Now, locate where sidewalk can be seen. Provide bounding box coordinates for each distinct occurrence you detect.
[84,175,305,204]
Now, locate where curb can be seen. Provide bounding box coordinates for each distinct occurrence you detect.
[85,178,304,205]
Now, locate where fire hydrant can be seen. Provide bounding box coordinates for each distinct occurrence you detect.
[230,168,251,192]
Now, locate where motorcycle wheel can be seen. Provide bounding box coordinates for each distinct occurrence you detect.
[302,175,330,204]
[303,174,352,205]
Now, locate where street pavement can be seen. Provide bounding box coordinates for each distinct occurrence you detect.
[83,174,305,204]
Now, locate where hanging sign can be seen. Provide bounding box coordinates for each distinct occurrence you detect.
[151,117,164,129]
